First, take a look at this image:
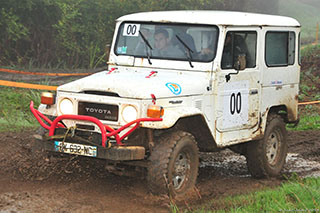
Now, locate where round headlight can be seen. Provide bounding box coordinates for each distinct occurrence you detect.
[59,98,74,115]
[122,105,138,123]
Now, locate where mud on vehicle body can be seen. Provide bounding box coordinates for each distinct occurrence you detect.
[30,11,301,198]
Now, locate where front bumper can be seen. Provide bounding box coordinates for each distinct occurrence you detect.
[30,101,162,149]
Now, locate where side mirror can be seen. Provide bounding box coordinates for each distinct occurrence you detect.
[226,54,246,82]
[234,54,246,71]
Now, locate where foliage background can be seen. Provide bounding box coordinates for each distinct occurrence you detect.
[0,0,279,69]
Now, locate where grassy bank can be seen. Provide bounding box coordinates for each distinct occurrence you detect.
[192,176,320,212]
[287,111,320,131]
[0,87,40,132]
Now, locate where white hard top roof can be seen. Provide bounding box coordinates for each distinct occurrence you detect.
[117,10,300,27]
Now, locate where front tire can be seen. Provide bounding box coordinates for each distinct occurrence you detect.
[246,114,288,178]
[147,131,199,197]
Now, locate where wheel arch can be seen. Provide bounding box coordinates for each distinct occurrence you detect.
[173,114,219,152]
[267,104,297,124]
[256,104,292,140]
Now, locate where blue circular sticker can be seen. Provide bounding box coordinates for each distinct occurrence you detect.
[166,83,182,95]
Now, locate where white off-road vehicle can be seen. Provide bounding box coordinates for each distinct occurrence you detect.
[31,11,300,197]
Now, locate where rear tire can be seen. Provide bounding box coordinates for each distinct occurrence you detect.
[147,131,199,197]
[246,114,288,178]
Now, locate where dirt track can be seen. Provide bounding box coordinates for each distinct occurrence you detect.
[0,68,104,86]
[0,130,319,212]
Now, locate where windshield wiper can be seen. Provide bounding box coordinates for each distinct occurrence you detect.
[175,35,194,68]
[139,30,153,65]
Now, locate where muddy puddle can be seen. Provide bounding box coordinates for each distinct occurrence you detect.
[200,150,320,178]
[0,130,319,212]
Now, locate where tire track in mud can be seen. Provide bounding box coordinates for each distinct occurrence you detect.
[0,130,319,212]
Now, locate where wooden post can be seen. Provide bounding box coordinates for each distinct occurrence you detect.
[316,22,319,44]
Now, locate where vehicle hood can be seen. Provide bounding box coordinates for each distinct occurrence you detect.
[57,69,209,99]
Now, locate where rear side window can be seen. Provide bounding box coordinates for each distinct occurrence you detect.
[265,31,296,67]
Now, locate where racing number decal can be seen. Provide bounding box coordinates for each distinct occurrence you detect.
[127,25,137,35]
[123,24,140,37]
[220,81,249,130]
[230,92,241,115]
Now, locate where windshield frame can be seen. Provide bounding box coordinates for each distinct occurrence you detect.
[114,21,220,63]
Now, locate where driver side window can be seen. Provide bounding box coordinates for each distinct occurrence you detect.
[221,31,257,69]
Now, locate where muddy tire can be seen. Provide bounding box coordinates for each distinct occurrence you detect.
[147,131,199,197]
[246,114,288,178]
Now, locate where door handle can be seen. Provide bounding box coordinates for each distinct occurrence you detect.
[250,89,258,95]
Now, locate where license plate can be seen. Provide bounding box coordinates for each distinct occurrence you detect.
[54,141,97,157]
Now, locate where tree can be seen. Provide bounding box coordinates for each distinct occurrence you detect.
[0,0,279,69]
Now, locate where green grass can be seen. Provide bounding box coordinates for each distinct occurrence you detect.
[192,176,320,212]
[0,86,41,132]
[288,114,320,131]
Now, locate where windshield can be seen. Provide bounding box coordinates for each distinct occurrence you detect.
[115,22,219,62]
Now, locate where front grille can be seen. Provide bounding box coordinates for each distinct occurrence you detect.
[78,102,119,121]
[82,90,120,97]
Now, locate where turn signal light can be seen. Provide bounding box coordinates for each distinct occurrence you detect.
[41,92,55,105]
[147,105,164,118]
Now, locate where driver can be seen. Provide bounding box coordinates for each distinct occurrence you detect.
[153,29,183,57]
